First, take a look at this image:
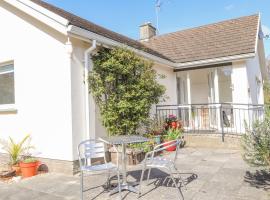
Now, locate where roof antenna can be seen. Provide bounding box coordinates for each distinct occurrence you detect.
[155,0,171,35]
[155,0,162,35]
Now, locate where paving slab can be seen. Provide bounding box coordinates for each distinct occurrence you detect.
[0,147,269,200]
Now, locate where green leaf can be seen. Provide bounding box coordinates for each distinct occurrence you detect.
[89,47,165,136]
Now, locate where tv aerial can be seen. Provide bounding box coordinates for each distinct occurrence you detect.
[155,0,171,34]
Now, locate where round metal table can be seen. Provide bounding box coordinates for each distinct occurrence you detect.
[99,135,149,194]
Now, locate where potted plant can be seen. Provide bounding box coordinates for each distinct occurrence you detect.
[146,118,163,145]
[0,135,33,175]
[163,128,182,151]
[20,157,39,178]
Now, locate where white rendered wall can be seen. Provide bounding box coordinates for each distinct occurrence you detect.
[231,61,249,104]
[70,39,107,160]
[70,38,88,160]
[70,52,177,145]
[154,64,177,105]
[0,2,73,161]
[246,52,264,104]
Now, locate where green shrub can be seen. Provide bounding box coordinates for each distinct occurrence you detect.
[89,47,166,136]
[263,82,270,104]
[242,110,270,167]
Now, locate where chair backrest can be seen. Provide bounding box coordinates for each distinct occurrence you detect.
[151,139,182,163]
[77,139,106,168]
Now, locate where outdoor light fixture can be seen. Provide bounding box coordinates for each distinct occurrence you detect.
[222,66,232,76]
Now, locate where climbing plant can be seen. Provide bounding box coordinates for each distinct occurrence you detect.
[89,47,166,136]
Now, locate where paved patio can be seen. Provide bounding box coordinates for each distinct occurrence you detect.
[0,148,269,200]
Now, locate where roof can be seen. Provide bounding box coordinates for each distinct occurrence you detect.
[29,0,171,61]
[29,1,259,65]
[143,14,259,63]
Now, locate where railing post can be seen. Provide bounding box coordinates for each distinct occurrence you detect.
[220,104,225,142]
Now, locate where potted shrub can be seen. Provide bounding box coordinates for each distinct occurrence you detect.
[0,135,33,175]
[20,157,39,178]
[163,128,182,151]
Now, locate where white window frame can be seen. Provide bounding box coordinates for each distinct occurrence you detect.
[0,61,16,112]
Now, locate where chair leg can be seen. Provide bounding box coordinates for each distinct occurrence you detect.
[117,170,122,200]
[107,170,111,190]
[147,168,152,184]
[169,168,183,200]
[80,171,84,200]
[174,166,187,190]
[138,168,145,198]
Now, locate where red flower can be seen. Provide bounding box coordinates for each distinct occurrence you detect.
[171,121,177,128]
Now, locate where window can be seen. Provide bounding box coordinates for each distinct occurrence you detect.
[0,63,15,105]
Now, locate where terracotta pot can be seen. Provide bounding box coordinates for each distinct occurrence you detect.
[19,161,38,178]
[11,164,21,175]
[163,140,176,151]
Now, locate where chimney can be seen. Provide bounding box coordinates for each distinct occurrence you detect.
[139,22,156,41]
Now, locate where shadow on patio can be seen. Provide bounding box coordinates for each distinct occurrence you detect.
[245,170,270,191]
[126,168,198,200]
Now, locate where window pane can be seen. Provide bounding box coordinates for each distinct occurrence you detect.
[0,64,13,74]
[0,66,15,104]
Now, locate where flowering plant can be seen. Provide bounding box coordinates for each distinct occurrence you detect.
[164,114,183,131]
[164,127,182,141]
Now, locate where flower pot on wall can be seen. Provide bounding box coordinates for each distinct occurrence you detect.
[163,140,176,151]
[19,161,38,178]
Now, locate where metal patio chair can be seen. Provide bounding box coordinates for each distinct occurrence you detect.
[78,139,122,200]
[138,139,186,199]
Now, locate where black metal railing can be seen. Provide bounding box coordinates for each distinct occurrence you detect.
[156,103,267,141]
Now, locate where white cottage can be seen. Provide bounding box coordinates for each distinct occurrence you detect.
[0,0,267,173]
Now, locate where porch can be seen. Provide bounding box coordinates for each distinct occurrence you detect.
[175,65,234,106]
[156,103,265,137]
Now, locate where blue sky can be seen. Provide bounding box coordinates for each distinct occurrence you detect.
[44,0,270,56]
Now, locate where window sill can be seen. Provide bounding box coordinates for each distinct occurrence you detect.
[0,104,17,113]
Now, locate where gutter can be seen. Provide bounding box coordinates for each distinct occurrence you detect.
[84,40,97,139]
[174,53,256,69]
[254,13,261,55]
